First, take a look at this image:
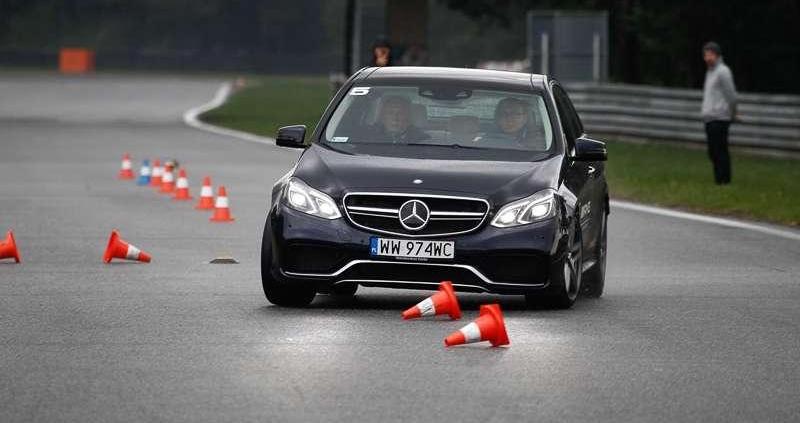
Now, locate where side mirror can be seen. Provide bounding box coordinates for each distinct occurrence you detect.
[276,125,307,148]
[573,137,607,161]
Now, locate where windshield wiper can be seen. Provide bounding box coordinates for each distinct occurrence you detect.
[406,142,487,150]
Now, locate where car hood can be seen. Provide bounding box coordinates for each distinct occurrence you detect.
[292,144,563,205]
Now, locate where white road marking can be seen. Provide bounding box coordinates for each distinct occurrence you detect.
[182,82,297,151]
[611,200,800,242]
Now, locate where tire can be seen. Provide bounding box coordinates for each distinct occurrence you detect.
[526,220,583,309]
[581,204,607,298]
[261,220,316,307]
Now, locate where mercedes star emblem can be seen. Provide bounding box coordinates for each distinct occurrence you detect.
[398,199,430,231]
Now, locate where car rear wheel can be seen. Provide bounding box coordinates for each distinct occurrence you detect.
[581,203,607,298]
[261,221,316,307]
[526,220,582,309]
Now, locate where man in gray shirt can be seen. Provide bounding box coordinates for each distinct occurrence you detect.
[701,41,737,185]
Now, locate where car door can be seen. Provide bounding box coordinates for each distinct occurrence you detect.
[551,83,597,250]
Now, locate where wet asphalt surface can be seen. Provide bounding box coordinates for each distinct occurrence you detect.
[1,72,799,422]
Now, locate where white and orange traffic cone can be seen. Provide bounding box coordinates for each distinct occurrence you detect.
[210,186,234,222]
[159,164,175,194]
[402,281,461,320]
[0,230,21,263]
[444,304,509,347]
[150,159,163,188]
[103,230,151,263]
[195,176,214,210]
[118,153,134,179]
[172,168,193,201]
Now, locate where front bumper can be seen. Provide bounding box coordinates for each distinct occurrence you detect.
[270,205,562,295]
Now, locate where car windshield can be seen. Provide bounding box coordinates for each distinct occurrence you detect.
[321,84,555,161]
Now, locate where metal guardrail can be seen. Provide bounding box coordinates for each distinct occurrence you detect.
[566,83,800,152]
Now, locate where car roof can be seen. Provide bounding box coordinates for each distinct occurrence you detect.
[361,66,549,90]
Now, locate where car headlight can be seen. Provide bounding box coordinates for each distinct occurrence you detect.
[491,189,556,228]
[284,177,341,219]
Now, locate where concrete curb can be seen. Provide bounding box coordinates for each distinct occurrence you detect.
[184,81,799,242]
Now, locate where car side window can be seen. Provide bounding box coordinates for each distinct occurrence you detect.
[552,85,583,151]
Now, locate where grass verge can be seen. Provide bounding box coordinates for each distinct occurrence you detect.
[201,76,331,137]
[201,75,799,227]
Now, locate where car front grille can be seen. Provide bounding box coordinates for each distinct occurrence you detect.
[343,192,490,237]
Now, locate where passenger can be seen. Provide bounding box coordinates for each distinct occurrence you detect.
[364,96,429,143]
[493,97,546,149]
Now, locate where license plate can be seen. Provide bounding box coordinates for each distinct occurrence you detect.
[369,237,455,260]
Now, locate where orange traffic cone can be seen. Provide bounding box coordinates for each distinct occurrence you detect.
[195,176,214,210]
[103,230,151,263]
[172,168,193,201]
[444,304,509,347]
[210,186,234,222]
[0,230,21,263]
[159,164,175,194]
[118,153,134,179]
[402,281,461,320]
[150,159,163,188]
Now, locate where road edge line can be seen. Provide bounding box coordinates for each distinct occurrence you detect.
[183,82,294,149]
[611,200,800,241]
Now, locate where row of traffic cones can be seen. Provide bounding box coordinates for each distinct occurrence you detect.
[121,154,234,222]
[401,281,510,348]
[0,229,150,264]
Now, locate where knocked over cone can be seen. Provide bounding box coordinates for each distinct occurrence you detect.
[0,230,21,263]
[444,304,509,347]
[402,281,461,320]
[103,230,151,263]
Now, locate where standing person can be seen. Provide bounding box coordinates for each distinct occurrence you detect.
[370,37,393,67]
[701,41,738,185]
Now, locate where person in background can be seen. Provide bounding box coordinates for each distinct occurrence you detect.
[701,41,738,185]
[370,37,393,67]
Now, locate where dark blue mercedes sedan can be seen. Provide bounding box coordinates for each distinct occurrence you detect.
[262,66,608,309]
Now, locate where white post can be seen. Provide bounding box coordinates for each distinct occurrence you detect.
[592,32,600,82]
[540,32,549,75]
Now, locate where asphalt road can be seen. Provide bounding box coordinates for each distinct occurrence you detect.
[1,72,799,422]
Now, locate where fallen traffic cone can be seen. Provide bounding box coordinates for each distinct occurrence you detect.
[103,230,151,263]
[210,186,234,222]
[173,168,193,201]
[402,281,461,320]
[159,164,175,194]
[195,176,214,210]
[118,153,134,179]
[136,159,151,186]
[150,159,163,188]
[444,304,509,347]
[0,230,21,263]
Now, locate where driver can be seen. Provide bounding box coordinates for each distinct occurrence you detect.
[366,95,429,143]
[493,97,546,149]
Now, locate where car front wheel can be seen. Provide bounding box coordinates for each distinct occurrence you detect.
[526,220,582,309]
[581,203,607,298]
[261,220,316,307]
